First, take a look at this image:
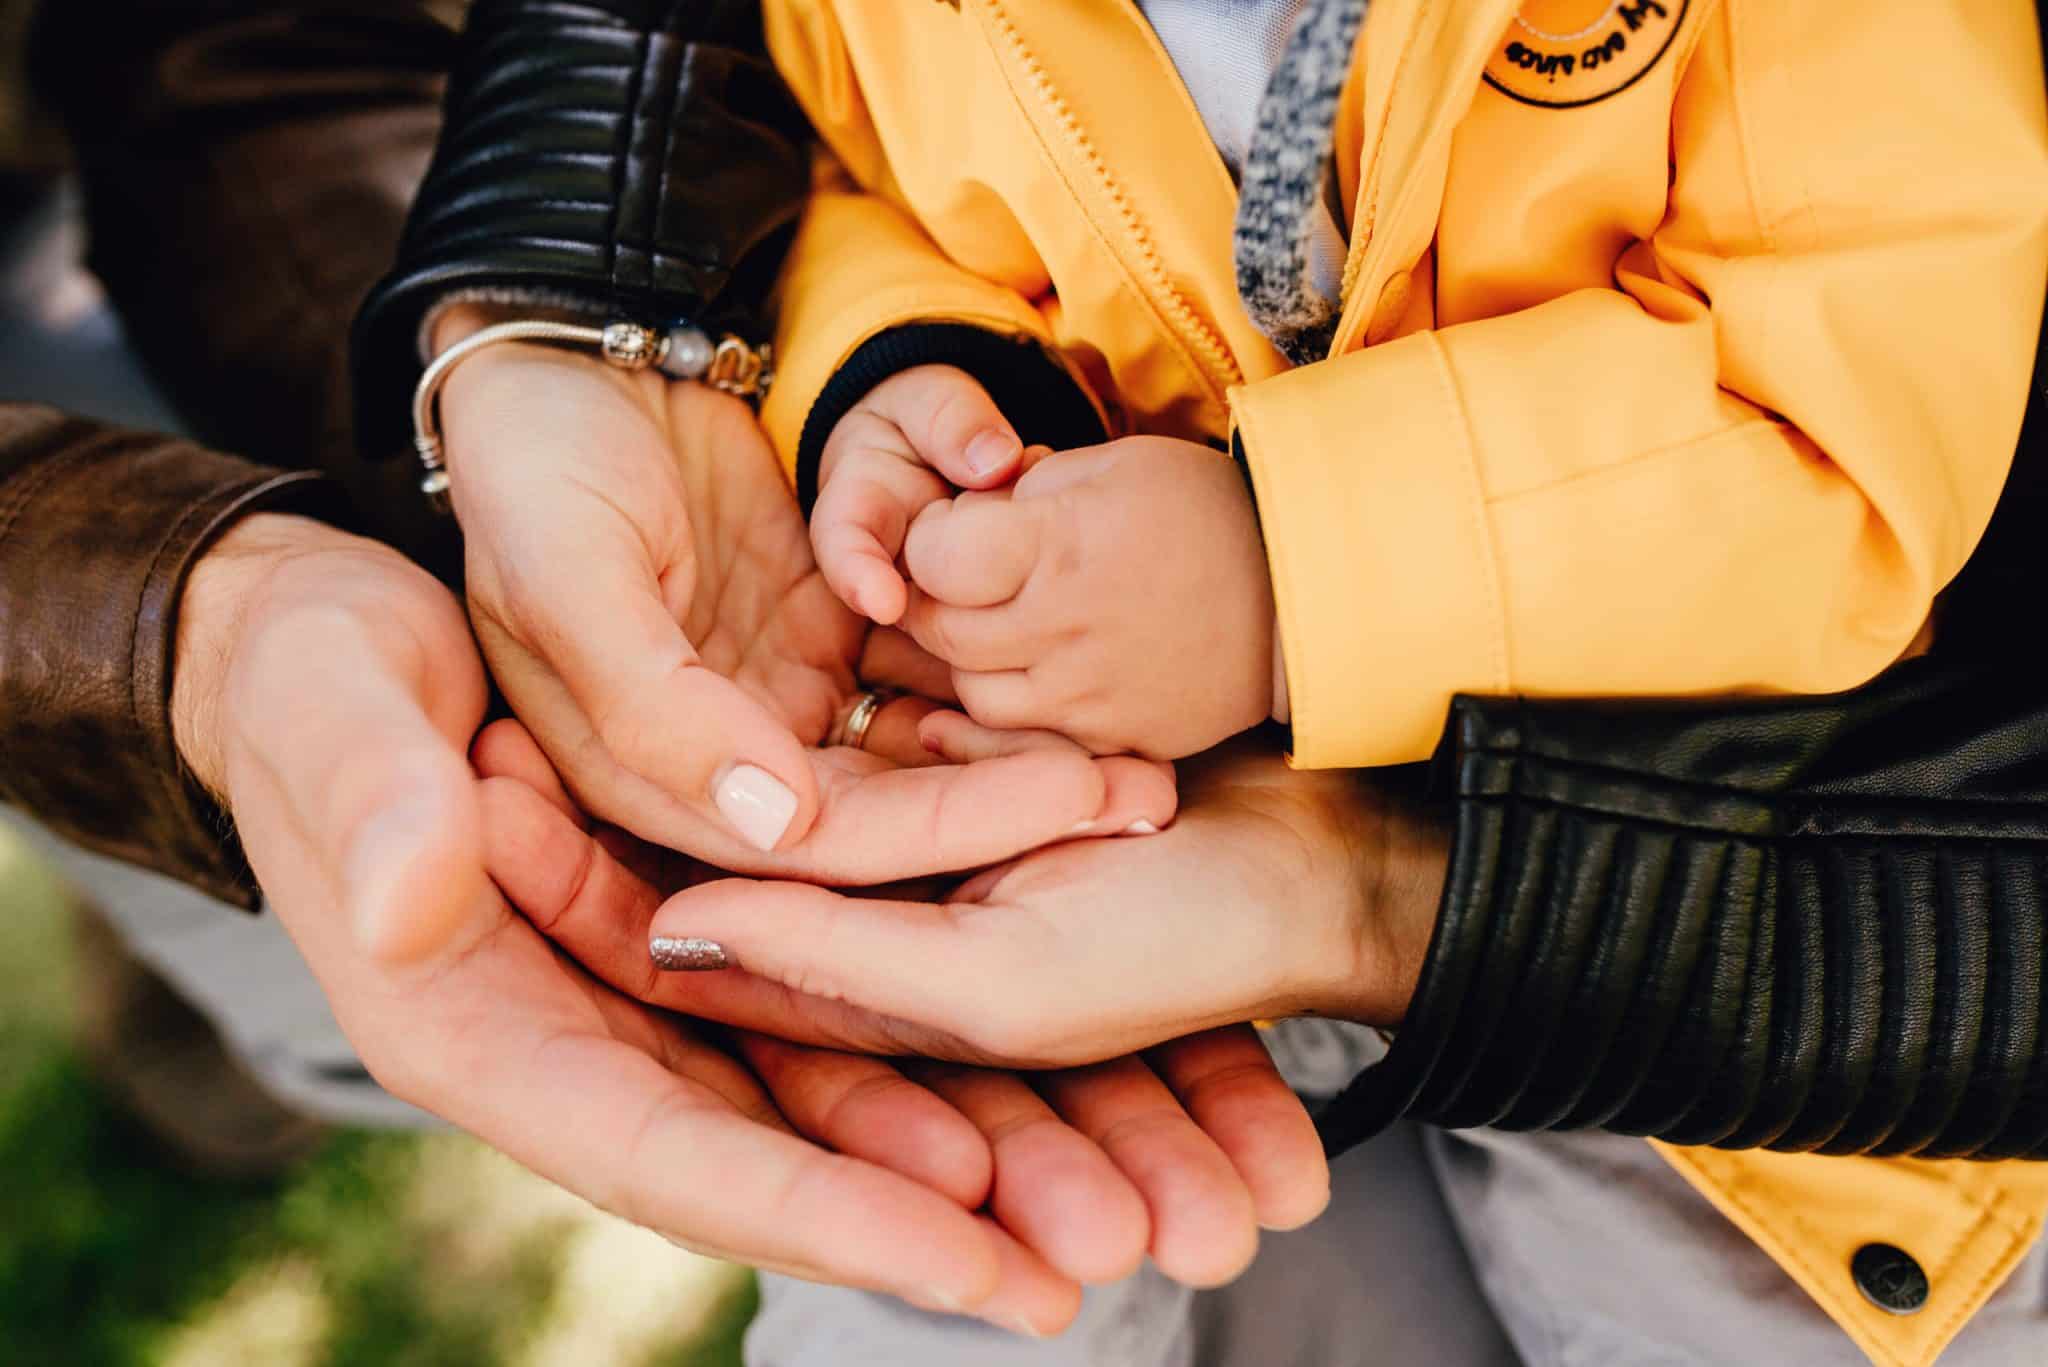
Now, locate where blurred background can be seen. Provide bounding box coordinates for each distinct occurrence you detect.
[2,3,757,1360]
[0,838,758,1366]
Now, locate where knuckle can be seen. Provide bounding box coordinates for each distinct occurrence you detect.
[968,695,1032,733]
[921,382,987,448]
[485,562,570,655]
[911,607,961,662]
[1171,1059,1282,1116]
[611,1086,704,1229]
[811,523,864,587]
[779,956,844,1007]
[1089,1106,1192,1161]
[819,1069,921,1135]
[952,677,1008,728]
[820,414,889,482]
[588,694,654,766]
[905,516,957,584]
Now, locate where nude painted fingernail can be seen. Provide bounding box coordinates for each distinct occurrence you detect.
[650,936,731,972]
[1124,820,1160,836]
[714,764,799,852]
[963,430,1022,480]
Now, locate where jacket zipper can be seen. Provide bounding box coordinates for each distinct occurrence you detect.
[975,0,1248,398]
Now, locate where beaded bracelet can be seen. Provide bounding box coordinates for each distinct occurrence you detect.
[410,320,772,512]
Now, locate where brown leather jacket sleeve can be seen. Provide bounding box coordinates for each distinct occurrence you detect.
[29,0,455,566]
[1,1,451,902]
[0,407,336,906]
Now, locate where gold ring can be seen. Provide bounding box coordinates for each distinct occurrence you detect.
[827,690,890,751]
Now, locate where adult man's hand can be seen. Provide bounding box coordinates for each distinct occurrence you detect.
[166,514,1086,1327]
[172,511,489,961]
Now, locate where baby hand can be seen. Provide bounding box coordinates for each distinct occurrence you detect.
[812,365,1030,626]
[899,436,1277,760]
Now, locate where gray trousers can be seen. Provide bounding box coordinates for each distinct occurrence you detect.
[748,1115,1521,1367]
[750,1117,2048,1367]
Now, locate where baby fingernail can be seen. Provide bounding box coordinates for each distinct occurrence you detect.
[651,936,731,971]
[1124,820,1160,836]
[715,764,799,852]
[964,430,1021,479]
[994,1313,1047,1339]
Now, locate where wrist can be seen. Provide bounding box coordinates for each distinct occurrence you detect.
[1303,782,1449,1028]
[171,512,359,799]
[428,301,523,359]
[1359,799,1451,1026]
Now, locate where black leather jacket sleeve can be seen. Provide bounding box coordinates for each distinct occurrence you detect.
[1319,317,2048,1162]
[1318,656,2048,1162]
[350,0,811,463]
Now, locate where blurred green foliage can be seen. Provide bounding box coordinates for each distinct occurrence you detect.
[0,834,754,1366]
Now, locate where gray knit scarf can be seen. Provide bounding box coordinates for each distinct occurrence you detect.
[1234,0,1369,365]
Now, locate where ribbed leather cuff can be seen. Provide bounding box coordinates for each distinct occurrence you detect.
[1317,656,2048,1161]
[351,0,810,460]
[0,409,344,909]
[794,323,1110,516]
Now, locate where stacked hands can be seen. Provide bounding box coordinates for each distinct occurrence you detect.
[169,312,1444,1336]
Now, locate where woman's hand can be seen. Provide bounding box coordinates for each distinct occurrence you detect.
[433,308,1171,877]
[474,723,1333,1284]
[167,516,1273,1331]
[484,733,1448,1071]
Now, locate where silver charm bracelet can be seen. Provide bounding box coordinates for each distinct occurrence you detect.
[410,320,773,512]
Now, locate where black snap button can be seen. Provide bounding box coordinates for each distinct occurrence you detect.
[1852,1243,1929,1316]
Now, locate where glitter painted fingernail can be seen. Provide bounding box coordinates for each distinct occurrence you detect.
[650,936,731,971]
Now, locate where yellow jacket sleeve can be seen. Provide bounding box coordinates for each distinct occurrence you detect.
[1237,1,2048,768]
[761,154,1071,479]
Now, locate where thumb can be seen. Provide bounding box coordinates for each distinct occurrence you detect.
[860,365,1022,489]
[335,738,487,965]
[233,606,491,967]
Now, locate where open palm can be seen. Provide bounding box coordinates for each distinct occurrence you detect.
[439,341,1171,882]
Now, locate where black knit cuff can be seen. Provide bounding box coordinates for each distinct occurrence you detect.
[794,324,1109,516]
[1316,659,2048,1161]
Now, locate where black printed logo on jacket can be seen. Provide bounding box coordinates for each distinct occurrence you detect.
[1484,0,1689,109]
